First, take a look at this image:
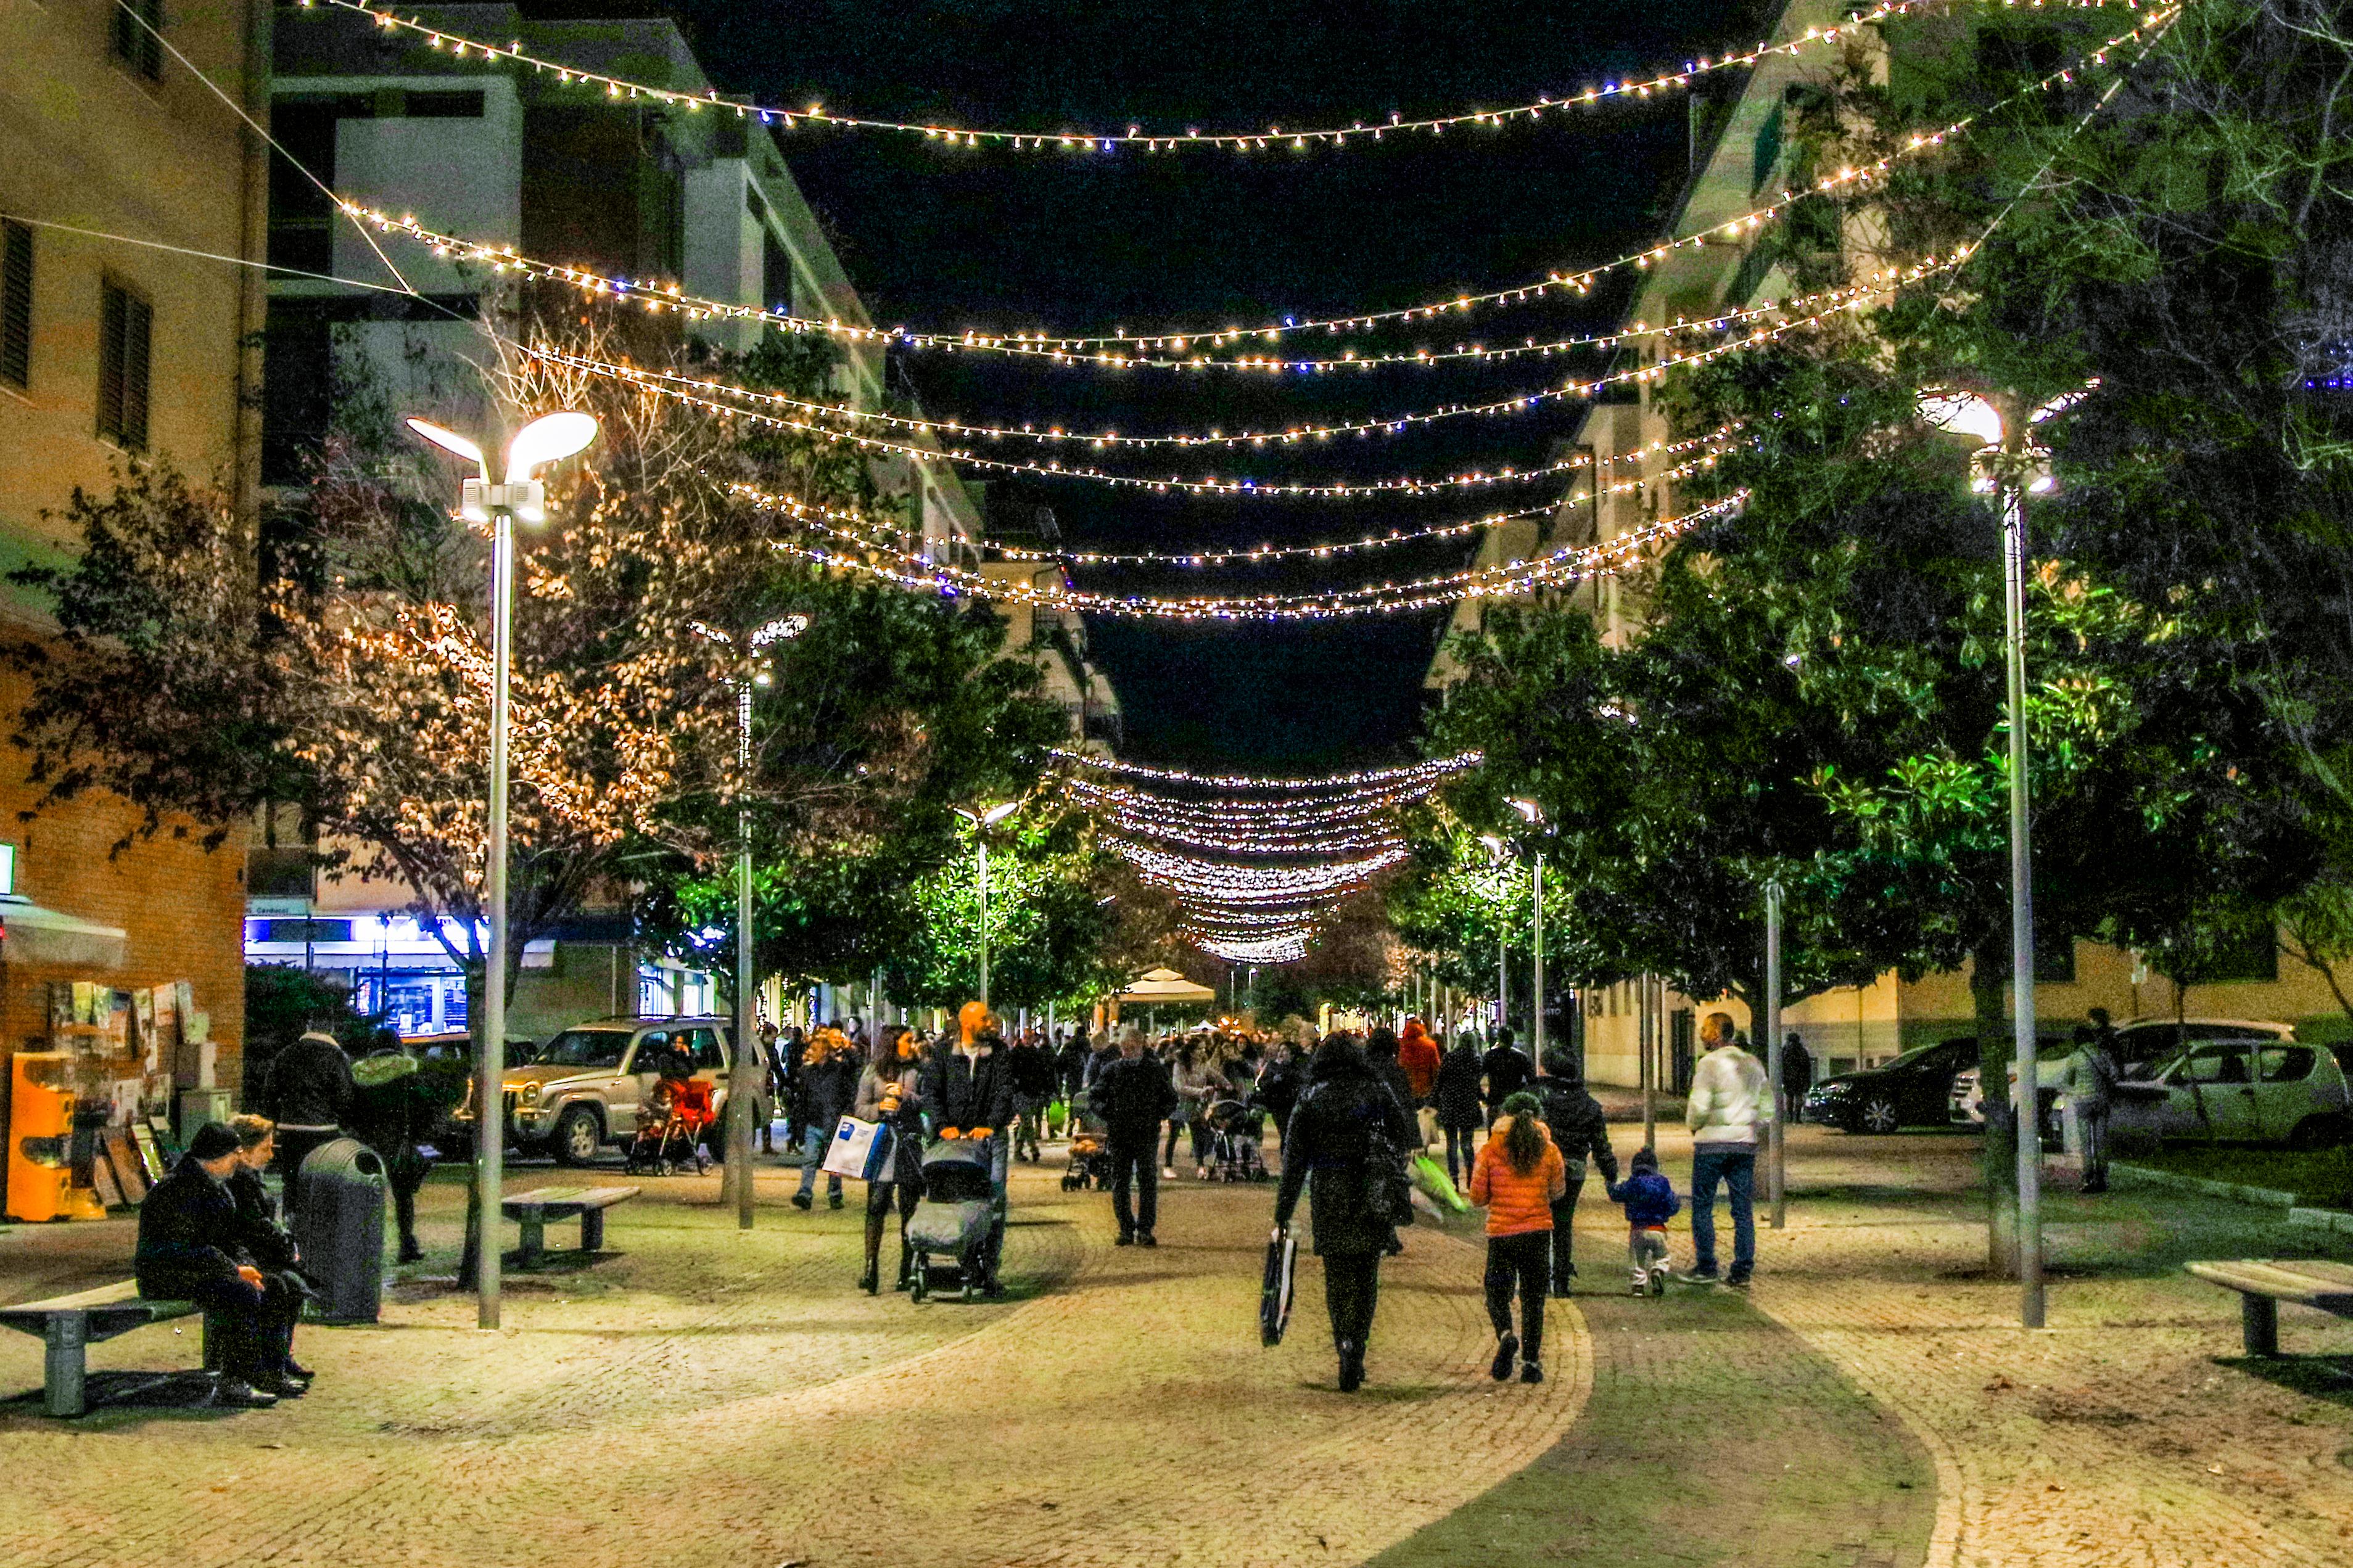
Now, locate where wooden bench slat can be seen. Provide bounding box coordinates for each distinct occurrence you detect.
[2188,1261,2353,1311]
[2270,1258,2353,1288]
[4,1281,151,1313]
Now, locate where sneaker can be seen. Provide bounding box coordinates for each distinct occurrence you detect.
[1629,1274,1649,1296]
[1520,1361,1545,1385]
[1684,1265,1721,1284]
[1725,1271,1752,1291]
[254,1373,307,1399]
[1647,1265,1671,1297]
[828,1191,845,1210]
[1138,1233,1158,1247]
[1161,1167,1177,1180]
[791,1192,814,1211]
[1115,1233,1135,1247]
[1195,1167,1208,1181]
[213,1378,278,1410]
[1490,1331,1519,1382]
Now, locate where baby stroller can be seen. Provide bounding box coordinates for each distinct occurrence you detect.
[1203,1099,1270,1182]
[905,1139,997,1302]
[625,1076,714,1175]
[1060,1090,1113,1192]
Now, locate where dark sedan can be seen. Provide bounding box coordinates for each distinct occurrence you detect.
[1805,1038,1980,1134]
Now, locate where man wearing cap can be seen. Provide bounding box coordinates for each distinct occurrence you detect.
[136,1122,300,1407]
[262,1027,355,1217]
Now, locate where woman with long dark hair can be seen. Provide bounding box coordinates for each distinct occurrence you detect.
[852,1024,927,1294]
[1469,1090,1568,1384]
[1271,1034,1417,1392]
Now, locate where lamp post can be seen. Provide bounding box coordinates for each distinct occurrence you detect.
[1479,833,1512,1041]
[1507,798,1544,1063]
[955,801,1020,1007]
[1765,878,1786,1229]
[1919,387,2079,1329]
[406,411,599,1332]
[692,614,808,1229]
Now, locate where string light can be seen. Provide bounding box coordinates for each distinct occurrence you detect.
[312,0,2053,156]
[1061,750,1478,793]
[336,13,2170,366]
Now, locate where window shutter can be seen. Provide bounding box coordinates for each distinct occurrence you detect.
[99,281,152,451]
[1,220,28,388]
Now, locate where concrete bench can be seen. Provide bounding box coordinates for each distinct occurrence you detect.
[0,1281,202,1418]
[502,1185,638,1268]
[2186,1259,2353,1355]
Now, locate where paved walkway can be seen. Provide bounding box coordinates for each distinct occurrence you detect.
[4,1127,2352,1568]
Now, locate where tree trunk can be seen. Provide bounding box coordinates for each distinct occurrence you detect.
[1972,935,2021,1279]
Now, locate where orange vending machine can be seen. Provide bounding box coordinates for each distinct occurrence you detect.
[7,1052,102,1221]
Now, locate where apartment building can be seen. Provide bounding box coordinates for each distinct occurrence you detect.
[0,0,267,1180]
[1425,0,2353,1086]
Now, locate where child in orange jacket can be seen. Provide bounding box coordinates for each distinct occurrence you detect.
[1469,1090,1568,1384]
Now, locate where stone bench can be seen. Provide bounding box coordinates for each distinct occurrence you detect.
[502,1184,639,1268]
[2186,1258,2353,1355]
[0,1281,202,1418]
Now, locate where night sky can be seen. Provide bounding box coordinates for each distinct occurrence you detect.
[551,1,1778,771]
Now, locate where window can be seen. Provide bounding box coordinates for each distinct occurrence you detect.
[112,0,165,82]
[2256,1046,2316,1083]
[97,280,152,451]
[682,1028,725,1072]
[540,1029,633,1070]
[2177,1045,2251,1085]
[1,220,28,388]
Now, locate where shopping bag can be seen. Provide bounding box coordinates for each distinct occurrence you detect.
[1045,1098,1068,1137]
[1260,1228,1298,1347]
[822,1115,894,1181]
[1409,1151,1469,1213]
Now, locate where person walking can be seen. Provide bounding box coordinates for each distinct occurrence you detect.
[261,1028,354,1219]
[1254,1041,1302,1160]
[1171,1040,1230,1180]
[1007,1030,1057,1164]
[1094,1025,1177,1246]
[1397,1017,1442,1147]
[1481,1026,1533,1115]
[348,1030,435,1263]
[1779,1032,1813,1125]
[1469,1090,1568,1384]
[924,1001,1015,1295]
[1530,1048,1618,1294]
[1684,1012,1771,1286]
[1606,1147,1681,1295]
[794,1027,860,1211]
[1433,1030,1487,1191]
[758,1020,785,1153]
[2058,1016,2120,1193]
[853,1025,927,1292]
[1272,1035,1417,1393]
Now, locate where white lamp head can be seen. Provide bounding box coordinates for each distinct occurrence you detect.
[1506,797,1542,825]
[1477,833,1507,856]
[1918,390,2006,448]
[405,417,486,474]
[502,411,599,482]
[979,800,1020,827]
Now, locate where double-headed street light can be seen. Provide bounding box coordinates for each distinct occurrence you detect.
[693,614,809,1229]
[1478,833,1512,1041]
[406,411,599,1332]
[1918,385,2081,1330]
[955,801,1020,1007]
[1506,797,1544,1063]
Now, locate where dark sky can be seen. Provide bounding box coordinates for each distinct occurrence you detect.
[571,1,1778,771]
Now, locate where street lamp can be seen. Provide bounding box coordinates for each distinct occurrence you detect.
[1918,385,2082,1329]
[955,800,1020,1007]
[1478,832,1512,1041]
[1506,798,1544,1064]
[406,410,598,1331]
[692,614,809,1229]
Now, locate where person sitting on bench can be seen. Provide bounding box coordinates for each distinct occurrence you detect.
[226,1114,318,1385]
[134,1122,301,1408]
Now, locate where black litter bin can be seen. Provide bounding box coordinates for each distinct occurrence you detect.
[293,1137,387,1323]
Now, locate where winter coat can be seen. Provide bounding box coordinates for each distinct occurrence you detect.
[1091,1054,1178,1145]
[1369,1057,1418,1133]
[348,1051,435,1186]
[1172,1058,1230,1115]
[1469,1125,1568,1236]
[224,1164,299,1272]
[801,1048,864,1131]
[854,1062,926,1184]
[1481,1045,1533,1110]
[262,1034,354,1130]
[1686,1045,1773,1145]
[923,1041,1015,1136]
[1057,1040,1092,1096]
[1607,1169,1681,1229]
[134,1160,247,1296]
[1274,1045,1417,1257]
[1007,1042,1058,1099]
[1433,1044,1486,1130]
[1254,1056,1302,1126]
[1531,1077,1618,1183]
[1396,1025,1441,1102]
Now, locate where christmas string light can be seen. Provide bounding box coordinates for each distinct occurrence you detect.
[1060,750,1480,792]
[1192,933,1314,964]
[1065,776,1453,826]
[339,12,2170,366]
[311,0,2058,156]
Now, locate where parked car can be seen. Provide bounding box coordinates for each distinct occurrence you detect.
[2117,1035,2353,1149]
[455,1016,771,1166]
[1948,1019,2293,1130]
[1806,1037,1982,1133]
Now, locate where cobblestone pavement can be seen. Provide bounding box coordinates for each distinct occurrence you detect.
[0,1153,1589,1568]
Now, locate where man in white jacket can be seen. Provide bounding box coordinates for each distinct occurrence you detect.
[1684,1012,1772,1286]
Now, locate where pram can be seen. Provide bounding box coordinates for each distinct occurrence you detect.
[625,1077,714,1175]
[1203,1098,1270,1182]
[905,1138,997,1302]
[1060,1089,1113,1192]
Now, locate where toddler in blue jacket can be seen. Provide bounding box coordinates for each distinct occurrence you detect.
[1605,1146,1680,1297]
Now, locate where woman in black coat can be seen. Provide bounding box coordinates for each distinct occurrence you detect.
[1433,1032,1488,1188]
[1272,1035,1417,1392]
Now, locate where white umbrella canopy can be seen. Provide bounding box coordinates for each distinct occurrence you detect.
[1115,967,1219,1006]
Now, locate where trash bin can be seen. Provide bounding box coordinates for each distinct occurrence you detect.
[292,1136,387,1323]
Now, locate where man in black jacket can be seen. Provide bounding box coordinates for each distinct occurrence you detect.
[262,1028,355,1218]
[1092,1027,1177,1246]
[1482,1027,1533,1114]
[136,1122,295,1407]
[1007,1033,1058,1162]
[924,1003,1017,1292]
[1532,1048,1620,1295]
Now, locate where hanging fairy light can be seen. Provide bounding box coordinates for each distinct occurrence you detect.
[1063,750,1480,792]
[312,0,2032,156]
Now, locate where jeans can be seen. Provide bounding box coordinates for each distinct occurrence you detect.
[1549,1176,1585,1287]
[1163,1116,1183,1168]
[1484,1229,1550,1361]
[984,1134,1010,1279]
[1322,1250,1382,1353]
[1690,1143,1758,1278]
[1109,1136,1158,1238]
[146,1270,283,1384]
[796,1123,842,1201]
[2081,1106,2110,1188]
[1443,1125,1480,1189]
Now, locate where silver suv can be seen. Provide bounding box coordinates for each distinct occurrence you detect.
[501,1017,769,1166]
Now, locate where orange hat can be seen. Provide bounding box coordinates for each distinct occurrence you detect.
[958,1000,995,1045]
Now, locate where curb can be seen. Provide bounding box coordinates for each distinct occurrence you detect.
[2286,1205,2353,1235]
[2111,1162,2300,1210]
